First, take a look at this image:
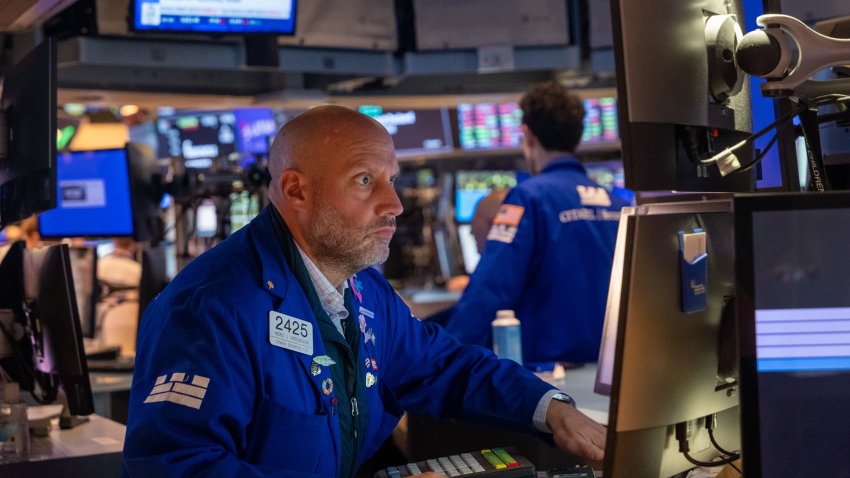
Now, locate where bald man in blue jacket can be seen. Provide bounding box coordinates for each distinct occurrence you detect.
[123,106,606,477]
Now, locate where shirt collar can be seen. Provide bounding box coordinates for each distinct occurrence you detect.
[294,243,349,323]
[540,155,585,174]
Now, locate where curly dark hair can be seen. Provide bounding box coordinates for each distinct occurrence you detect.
[519,81,585,153]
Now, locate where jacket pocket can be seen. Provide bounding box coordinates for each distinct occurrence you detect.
[244,397,335,476]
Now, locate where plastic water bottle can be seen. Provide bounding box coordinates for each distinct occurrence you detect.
[492,310,523,365]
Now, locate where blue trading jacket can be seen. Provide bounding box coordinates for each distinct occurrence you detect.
[123,207,555,477]
[447,157,627,366]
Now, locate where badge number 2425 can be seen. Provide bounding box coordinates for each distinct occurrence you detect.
[269,311,313,356]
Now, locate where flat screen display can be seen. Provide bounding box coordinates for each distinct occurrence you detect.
[133,0,297,35]
[454,170,516,223]
[581,97,619,145]
[156,110,237,162]
[39,149,135,238]
[737,193,850,477]
[359,106,454,156]
[457,102,522,150]
[457,98,619,151]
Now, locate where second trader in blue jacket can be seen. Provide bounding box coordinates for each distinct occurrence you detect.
[446,82,628,367]
[122,105,606,477]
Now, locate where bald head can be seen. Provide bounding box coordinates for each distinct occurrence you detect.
[268,105,393,204]
[266,105,402,286]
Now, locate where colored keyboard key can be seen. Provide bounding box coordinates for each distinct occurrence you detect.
[480,449,507,469]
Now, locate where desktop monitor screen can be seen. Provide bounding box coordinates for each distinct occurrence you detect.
[39,149,135,238]
[736,192,850,477]
[132,0,297,35]
[0,38,57,229]
[611,0,755,192]
[596,200,739,477]
[360,106,454,156]
[457,102,523,150]
[454,171,517,223]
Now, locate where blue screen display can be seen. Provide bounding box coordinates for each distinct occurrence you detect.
[39,149,135,238]
[454,171,517,223]
[134,0,297,35]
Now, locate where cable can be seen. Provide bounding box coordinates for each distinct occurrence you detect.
[708,428,741,459]
[682,450,739,468]
[699,100,806,166]
[734,132,779,174]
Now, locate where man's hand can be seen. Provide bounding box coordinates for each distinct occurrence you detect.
[545,399,606,462]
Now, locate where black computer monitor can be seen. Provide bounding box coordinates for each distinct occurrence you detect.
[735,191,850,477]
[0,38,57,229]
[611,0,755,192]
[454,170,517,223]
[38,148,135,238]
[595,199,739,476]
[0,242,94,417]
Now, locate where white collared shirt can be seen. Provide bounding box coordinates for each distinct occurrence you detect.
[295,244,349,338]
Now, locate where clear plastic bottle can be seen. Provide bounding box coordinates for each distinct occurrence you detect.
[491,309,523,365]
[0,382,30,463]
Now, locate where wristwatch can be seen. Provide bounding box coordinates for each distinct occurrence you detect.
[551,392,576,407]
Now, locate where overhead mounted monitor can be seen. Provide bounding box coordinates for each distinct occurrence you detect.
[132,0,298,35]
[359,106,454,157]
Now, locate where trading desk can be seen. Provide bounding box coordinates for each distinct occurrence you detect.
[0,414,125,478]
[401,364,609,472]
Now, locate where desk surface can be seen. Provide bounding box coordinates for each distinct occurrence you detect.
[90,371,134,394]
[1,414,125,478]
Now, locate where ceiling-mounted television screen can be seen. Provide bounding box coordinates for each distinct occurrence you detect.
[132,0,297,35]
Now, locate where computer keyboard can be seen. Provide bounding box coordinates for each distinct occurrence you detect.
[374,447,535,478]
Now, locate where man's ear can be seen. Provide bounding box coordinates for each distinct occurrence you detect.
[280,169,310,211]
